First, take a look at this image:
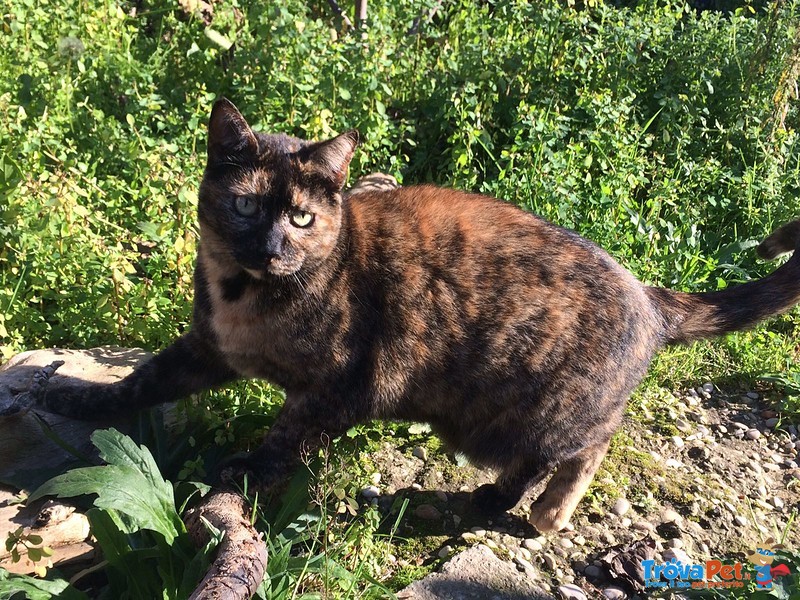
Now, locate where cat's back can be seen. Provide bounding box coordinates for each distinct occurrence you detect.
[345,184,617,279]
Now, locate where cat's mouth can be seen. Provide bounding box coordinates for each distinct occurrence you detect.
[243,261,303,279]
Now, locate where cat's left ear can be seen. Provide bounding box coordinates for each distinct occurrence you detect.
[306,130,359,189]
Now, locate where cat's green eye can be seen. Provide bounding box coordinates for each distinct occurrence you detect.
[235,196,258,217]
[290,209,314,228]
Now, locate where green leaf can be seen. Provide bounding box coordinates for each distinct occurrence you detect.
[0,570,88,600]
[204,28,232,50]
[28,430,182,543]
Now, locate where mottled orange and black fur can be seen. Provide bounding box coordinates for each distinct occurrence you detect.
[40,99,800,532]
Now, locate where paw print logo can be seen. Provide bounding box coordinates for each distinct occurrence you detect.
[747,538,791,589]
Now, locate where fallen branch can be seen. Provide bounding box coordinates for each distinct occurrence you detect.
[184,491,267,600]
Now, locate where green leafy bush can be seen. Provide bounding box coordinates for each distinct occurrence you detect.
[1,0,799,596]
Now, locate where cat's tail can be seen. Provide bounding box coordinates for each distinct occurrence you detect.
[647,219,800,345]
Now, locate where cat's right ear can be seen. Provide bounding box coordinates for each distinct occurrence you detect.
[207,98,258,166]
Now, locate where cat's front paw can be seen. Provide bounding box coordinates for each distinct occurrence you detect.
[215,452,267,493]
[0,361,64,417]
[470,483,519,515]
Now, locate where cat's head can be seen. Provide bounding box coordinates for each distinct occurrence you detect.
[198,98,358,279]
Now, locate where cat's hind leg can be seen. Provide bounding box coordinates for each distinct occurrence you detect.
[527,438,610,533]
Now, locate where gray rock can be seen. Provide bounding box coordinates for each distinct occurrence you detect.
[542,553,558,570]
[412,446,428,461]
[584,565,602,578]
[414,504,442,521]
[558,584,587,600]
[602,586,626,599]
[611,498,631,516]
[361,485,380,499]
[702,382,715,393]
[671,436,685,448]
[397,544,553,599]
[437,545,453,559]
[746,391,760,400]
[765,417,780,428]
[675,418,692,432]
[524,538,543,552]
[745,429,761,440]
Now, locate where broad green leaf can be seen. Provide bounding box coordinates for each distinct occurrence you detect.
[29,464,180,542]
[91,429,173,503]
[0,569,88,600]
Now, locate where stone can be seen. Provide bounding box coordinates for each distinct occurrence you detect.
[660,508,682,524]
[584,564,602,578]
[361,485,380,499]
[470,527,487,538]
[671,436,684,448]
[524,538,543,552]
[611,498,631,516]
[663,548,691,564]
[558,584,586,600]
[542,553,557,570]
[733,515,748,527]
[675,418,692,432]
[370,472,381,485]
[745,429,761,440]
[412,446,428,461]
[558,538,574,549]
[397,544,552,600]
[414,504,441,520]
[746,392,760,400]
[438,545,453,558]
[765,418,780,428]
[773,497,785,509]
[602,586,626,599]
[667,538,683,549]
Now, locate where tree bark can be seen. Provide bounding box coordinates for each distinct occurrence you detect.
[184,491,267,600]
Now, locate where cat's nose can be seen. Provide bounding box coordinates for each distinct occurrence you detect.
[264,252,281,264]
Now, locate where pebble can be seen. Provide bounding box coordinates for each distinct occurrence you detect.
[733,515,748,527]
[746,391,759,400]
[437,545,453,558]
[620,517,632,528]
[370,472,381,484]
[434,490,448,503]
[702,382,715,393]
[461,532,479,543]
[542,553,557,570]
[602,587,626,600]
[745,429,761,440]
[773,497,785,509]
[518,546,532,561]
[765,418,780,429]
[558,538,575,549]
[671,436,685,448]
[663,548,691,564]
[611,498,631,516]
[667,538,684,549]
[414,504,441,520]
[523,538,543,552]
[514,556,538,579]
[785,460,798,469]
[470,527,486,538]
[665,458,683,468]
[573,559,588,572]
[584,565,602,578]
[411,483,423,491]
[558,584,587,600]
[763,463,781,471]
[661,508,682,524]
[716,425,728,434]
[573,535,586,546]
[412,446,428,461]
[361,485,380,499]
[676,418,692,432]
[732,422,749,431]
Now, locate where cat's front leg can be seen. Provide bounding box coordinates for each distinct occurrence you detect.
[38,331,237,420]
[220,392,362,492]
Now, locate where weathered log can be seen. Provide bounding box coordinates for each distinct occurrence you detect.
[184,491,267,600]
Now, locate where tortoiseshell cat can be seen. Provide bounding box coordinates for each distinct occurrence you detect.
[39,98,800,532]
